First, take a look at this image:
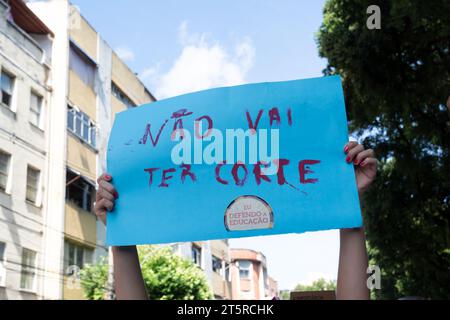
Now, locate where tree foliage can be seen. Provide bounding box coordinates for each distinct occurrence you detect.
[294,278,337,292]
[80,246,213,300]
[279,290,291,300]
[80,257,110,300]
[317,0,450,299]
[138,246,213,300]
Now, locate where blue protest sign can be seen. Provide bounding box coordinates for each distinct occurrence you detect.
[106,75,361,245]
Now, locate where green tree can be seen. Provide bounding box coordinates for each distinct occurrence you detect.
[317,0,450,299]
[294,278,337,292]
[138,246,213,300]
[80,257,110,300]
[279,290,291,300]
[80,246,213,300]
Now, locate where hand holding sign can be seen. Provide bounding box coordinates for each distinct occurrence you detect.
[104,76,374,246]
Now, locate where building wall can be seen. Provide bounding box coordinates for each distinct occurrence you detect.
[94,36,112,275]
[266,276,279,298]
[59,6,99,299]
[68,8,97,60]
[173,240,232,300]
[210,240,232,299]
[111,52,154,106]
[68,69,97,120]
[230,249,278,300]
[28,0,70,300]
[64,202,97,246]
[0,0,51,299]
[66,134,97,181]
[29,0,155,300]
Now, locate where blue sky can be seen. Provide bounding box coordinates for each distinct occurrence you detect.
[72,0,339,290]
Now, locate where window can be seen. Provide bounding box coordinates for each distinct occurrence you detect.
[67,106,97,148]
[65,169,95,212]
[0,70,14,107]
[29,92,43,127]
[112,82,136,108]
[238,260,251,279]
[212,255,223,275]
[20,248,36,291]
[64,241,93,274]
[26,166,40,204]
[69,42,96,88]
[0,242,5,287]
[191,245,201,267]
[0,151,11,191]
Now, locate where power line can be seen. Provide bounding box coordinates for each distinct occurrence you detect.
[0,203,108,250]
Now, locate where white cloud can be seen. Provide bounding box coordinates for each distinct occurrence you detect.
[139,66,159,82]
[115,46,135,62]
[141,21,255,99]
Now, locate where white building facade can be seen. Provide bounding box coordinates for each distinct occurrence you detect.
[0,0,155,300]
[0,0,53,299]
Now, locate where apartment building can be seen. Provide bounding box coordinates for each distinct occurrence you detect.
[0,0,277,301]
[230,248,279,300]
[0,0,53,299]
[27,0,155,299]
[173,240,232,299]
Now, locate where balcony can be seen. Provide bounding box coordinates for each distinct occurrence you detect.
[0,0,53,64]
[212,272,232,299]
[64,201,97,247]
[5,20,44,62]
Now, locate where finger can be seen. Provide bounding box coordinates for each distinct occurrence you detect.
[95,198,114,213]
[97,173,112,184]
[95,184,105,201]
[344,141,358,153]
[354,149,375,165]
[99,180,119,198]
[94,199,106,219]
[95,184,104,201]
[360,157,377,168]
[94,198,106,217]
[346,144,364,163]
[97,188,116,202]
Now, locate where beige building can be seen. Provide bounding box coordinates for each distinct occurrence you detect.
[230,248,278,300]
[27,0,155,299]
[0,0,276,301]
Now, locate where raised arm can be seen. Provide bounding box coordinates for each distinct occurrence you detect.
[336,142,377,300]
[95,174,148,300]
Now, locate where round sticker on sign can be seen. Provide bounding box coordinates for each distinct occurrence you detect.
[224,195,274,231]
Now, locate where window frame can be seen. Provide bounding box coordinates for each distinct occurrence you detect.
[64,241,93,275]
[212,255,223,276]
[0,69,15,109]
[67,105,97,149]
[26,165,40,205]
[69,41,96,89]
[65,169,95,212]
[191,245,202,268]
[238,260,251,280]
[111,81,136,108]
[29,91,43,129]
[0,150,11,193]
[20,248,37,292]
